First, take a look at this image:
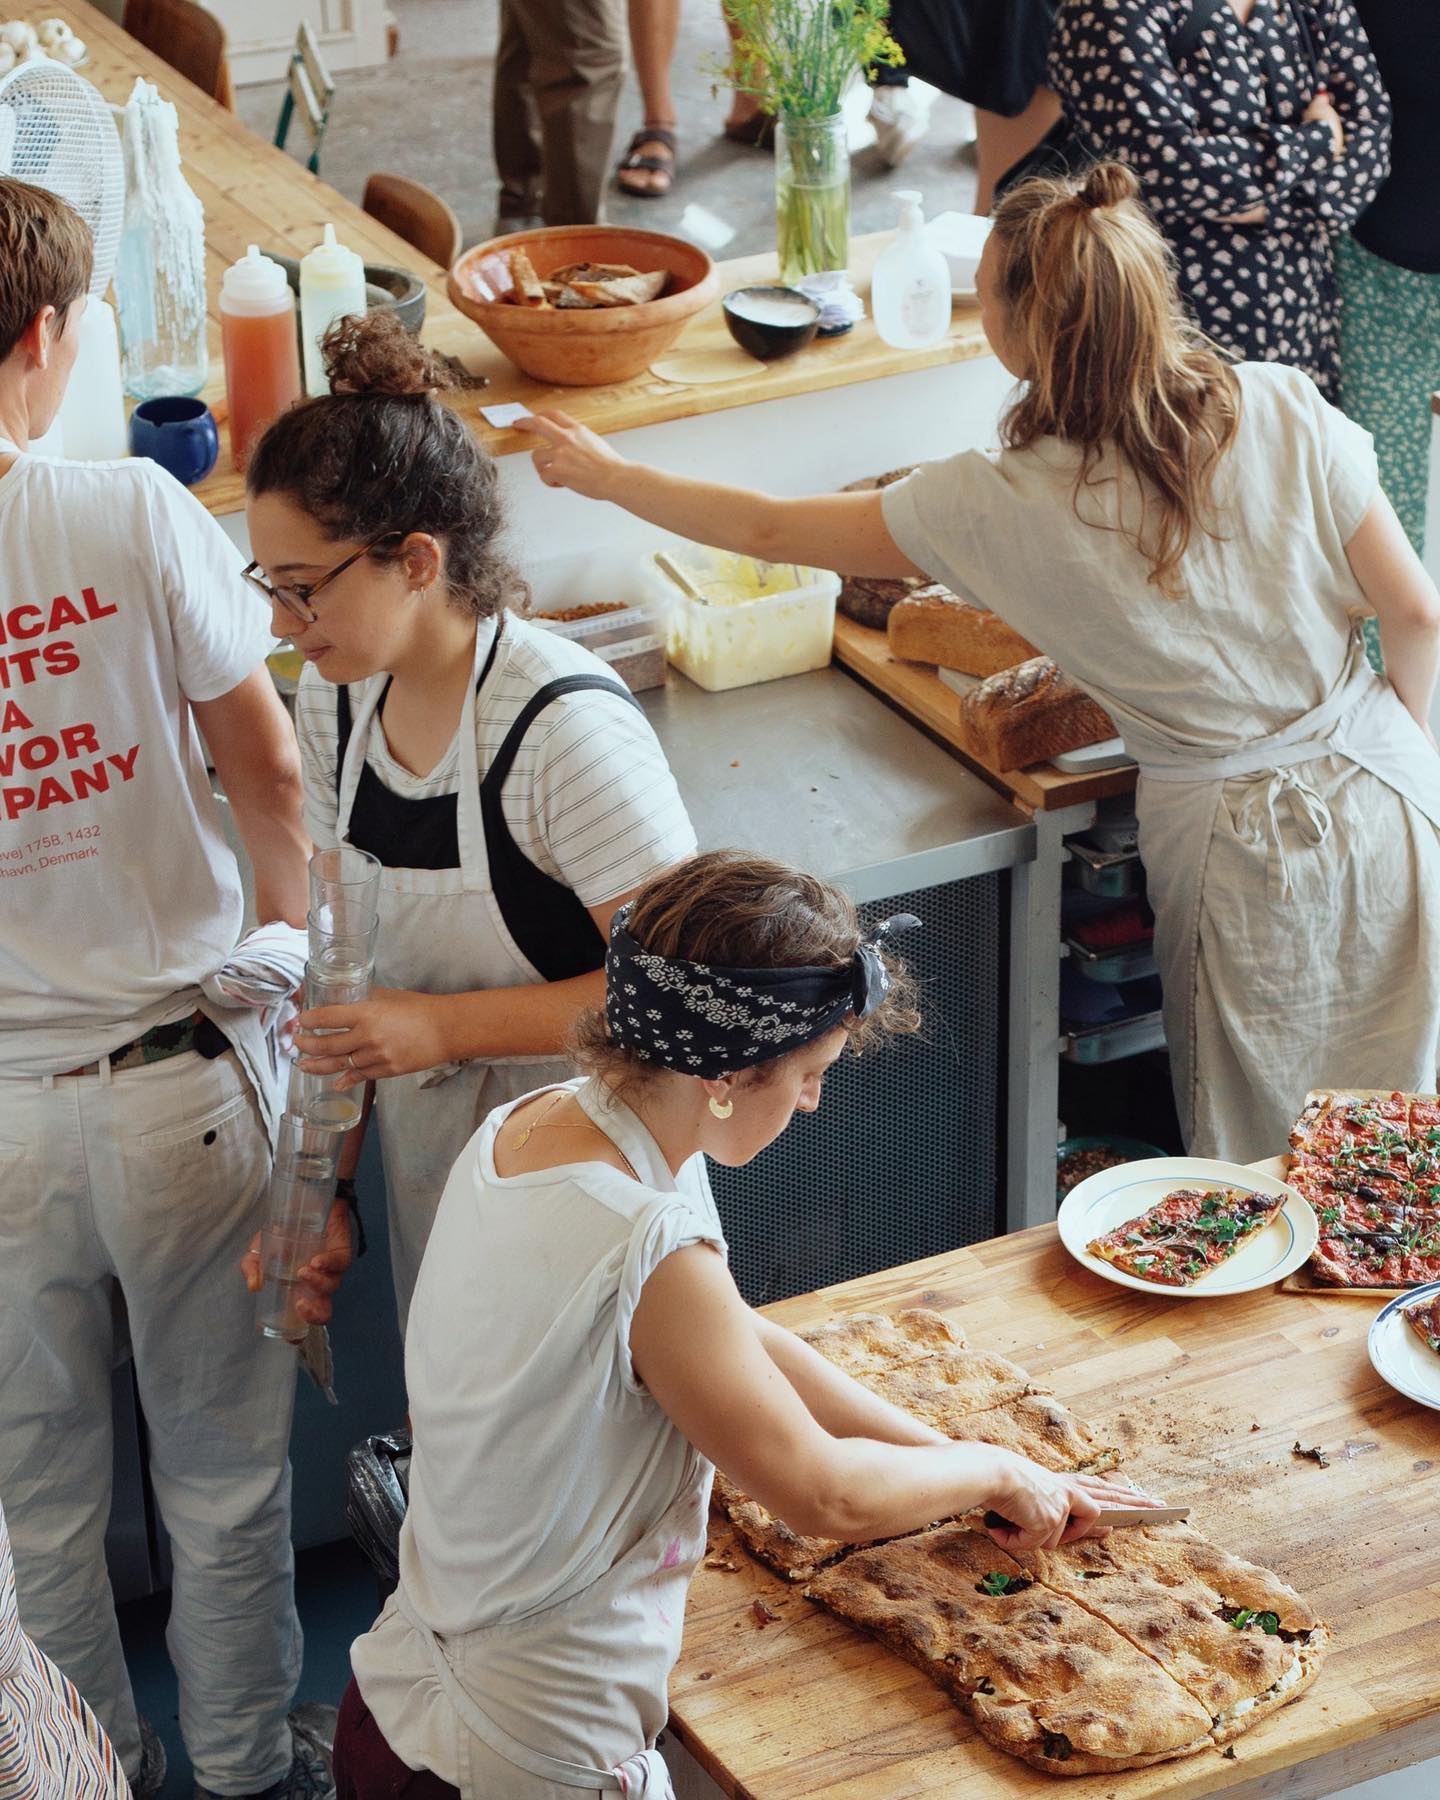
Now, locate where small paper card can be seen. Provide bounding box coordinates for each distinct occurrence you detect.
[479,402,533,428]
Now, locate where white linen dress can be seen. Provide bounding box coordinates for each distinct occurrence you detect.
[883,361,1440,1161]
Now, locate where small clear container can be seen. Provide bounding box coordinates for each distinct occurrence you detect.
[532,600,667,692]
[256,1112,341,1341]
[288,964,371,1131]
[650,546,840,692]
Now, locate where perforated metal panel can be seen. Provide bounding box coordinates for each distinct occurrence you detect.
[709,872,1004,1306]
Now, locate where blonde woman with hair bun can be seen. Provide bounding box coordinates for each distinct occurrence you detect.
[520,161,1440,1163]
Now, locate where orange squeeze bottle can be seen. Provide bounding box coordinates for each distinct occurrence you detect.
[220,245,302,471]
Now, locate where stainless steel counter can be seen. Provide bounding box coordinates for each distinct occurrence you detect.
[639,665,1034,902]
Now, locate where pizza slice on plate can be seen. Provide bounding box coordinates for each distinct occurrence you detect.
[806,1526,1215,1774]
[796,1307,965,1378]
[1403,1294,1440,1356]
[1087,1186,1283,1286]
[1014,1524,1329,1743]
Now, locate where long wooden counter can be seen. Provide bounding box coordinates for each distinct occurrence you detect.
[64,0,989,517]
[671,1171,1440,1798]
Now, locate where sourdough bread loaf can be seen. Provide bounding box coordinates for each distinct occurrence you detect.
[887,587,1040,677]
[956,657,1115,771]
[838,574,926,629]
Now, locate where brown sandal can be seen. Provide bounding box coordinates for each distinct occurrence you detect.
[722,109,776,150]
[615,124,678,198]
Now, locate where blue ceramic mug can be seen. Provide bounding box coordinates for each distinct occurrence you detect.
[129,396,220,486]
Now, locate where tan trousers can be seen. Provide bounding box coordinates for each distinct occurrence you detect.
[492,0,626,224]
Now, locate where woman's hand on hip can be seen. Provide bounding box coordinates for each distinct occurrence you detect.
[241,1195,355,1327]
[294,987,454,1085]
[515,410,628,500]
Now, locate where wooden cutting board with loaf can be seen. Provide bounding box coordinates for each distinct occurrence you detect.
[838,467,1117,773]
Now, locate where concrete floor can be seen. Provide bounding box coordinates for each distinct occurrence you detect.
[234,0,979,257]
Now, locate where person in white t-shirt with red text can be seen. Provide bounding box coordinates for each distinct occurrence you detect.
[0,176,336,1800]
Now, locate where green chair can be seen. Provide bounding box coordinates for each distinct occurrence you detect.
[273,20,335,175]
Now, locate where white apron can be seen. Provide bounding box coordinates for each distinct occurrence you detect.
[1098,627,1440,1159]
[391,1465,705,1798]
[334,629,573,1328]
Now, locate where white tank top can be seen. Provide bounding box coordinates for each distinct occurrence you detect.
[353,1076,727,1789]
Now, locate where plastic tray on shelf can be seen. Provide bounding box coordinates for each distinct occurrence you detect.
[1064,937,1158,984]
[1063,836,1145,898]
[1061,1010,1167,1065]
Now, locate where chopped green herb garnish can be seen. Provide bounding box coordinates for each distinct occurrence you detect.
[1256,1612,1280,1635]
[980,1571,1015,1596]
[1229,1608,1255,1630]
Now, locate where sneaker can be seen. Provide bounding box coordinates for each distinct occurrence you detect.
[193,1708,335,1800]
[132,1717,168,1800]
[870,81,938,168]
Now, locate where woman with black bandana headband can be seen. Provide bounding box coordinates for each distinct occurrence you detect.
[312,851,1151,1800]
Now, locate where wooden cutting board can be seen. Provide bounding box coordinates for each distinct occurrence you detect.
[669,1199,1440,1799]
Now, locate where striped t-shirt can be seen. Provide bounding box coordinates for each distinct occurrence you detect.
[1,1501,128,1800]
[294,613,696,907]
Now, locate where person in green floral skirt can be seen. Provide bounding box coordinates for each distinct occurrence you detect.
[1338,1,1440,668]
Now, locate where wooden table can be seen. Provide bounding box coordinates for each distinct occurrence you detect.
[671,1178,1440,1798]
[64,0,990,517]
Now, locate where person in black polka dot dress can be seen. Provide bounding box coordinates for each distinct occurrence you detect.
[1047,0,1390,398]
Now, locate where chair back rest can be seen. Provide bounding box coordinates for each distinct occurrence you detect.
[286,18,336,147]
[123,0,235,109]
[362,172,462,270]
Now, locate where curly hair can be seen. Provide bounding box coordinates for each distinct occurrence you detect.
[246,309,521,618]
[990,160,1241,600]
[572,849,921,1097]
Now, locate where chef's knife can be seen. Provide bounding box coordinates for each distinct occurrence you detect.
[983,1506,1190,1533]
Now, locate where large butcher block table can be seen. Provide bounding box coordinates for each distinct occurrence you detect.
[61,0,990,517]
[670,1159,1440,1799]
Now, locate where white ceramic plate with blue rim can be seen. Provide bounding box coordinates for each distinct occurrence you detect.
[1057,1156,1317,1298]
[1368,1282,1440,1413]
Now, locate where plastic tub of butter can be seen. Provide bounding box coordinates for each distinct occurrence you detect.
[651,547,840,692]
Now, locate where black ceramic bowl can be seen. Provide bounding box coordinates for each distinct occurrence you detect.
[271,254,428,336]
[722,284,821,360]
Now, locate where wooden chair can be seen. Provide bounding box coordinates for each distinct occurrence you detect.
[274,20,335,176]
[362,173,462,271]
[122,0,236,111]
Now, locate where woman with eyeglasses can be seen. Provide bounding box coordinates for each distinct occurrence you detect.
[243,310,696,1331]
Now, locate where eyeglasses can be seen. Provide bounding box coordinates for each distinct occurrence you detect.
[243,530,403,625]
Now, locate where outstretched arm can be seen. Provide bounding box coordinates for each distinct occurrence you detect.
[516,411,927,580]
[631,1243,1146,1552]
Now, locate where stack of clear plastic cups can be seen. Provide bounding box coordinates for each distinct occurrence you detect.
[286,848,381,1132]
[256,1111,346,1341]
[257,847,381,1339]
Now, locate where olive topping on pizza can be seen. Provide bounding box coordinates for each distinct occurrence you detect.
[1087,1186,1282,1286]
[1402,1294,1440,1356]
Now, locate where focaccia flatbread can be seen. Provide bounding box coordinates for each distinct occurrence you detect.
[860,1347,1047,1428]
[1016,1525,1329,1741]
[807,1527,1215,1774]
[796,1307,965,1379]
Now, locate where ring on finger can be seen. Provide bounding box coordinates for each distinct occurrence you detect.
[347,1052,359,1071]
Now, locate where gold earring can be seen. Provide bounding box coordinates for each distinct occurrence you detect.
[708,1094,734,1120]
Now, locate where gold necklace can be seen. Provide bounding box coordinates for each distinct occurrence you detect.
[513,1089,642,1182]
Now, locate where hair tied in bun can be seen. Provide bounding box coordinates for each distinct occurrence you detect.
[1078,159,1141,213]
[322,308,462,398]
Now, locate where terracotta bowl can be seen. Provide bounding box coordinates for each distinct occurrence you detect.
[447,225,718,386]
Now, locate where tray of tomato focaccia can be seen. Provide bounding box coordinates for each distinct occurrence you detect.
[709,1308,1329,1777]
[1281,1089,1440,1294]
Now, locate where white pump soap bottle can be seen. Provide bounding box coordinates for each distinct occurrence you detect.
[871,189,952,350]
